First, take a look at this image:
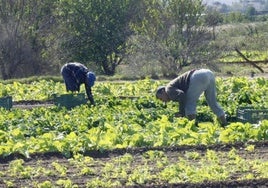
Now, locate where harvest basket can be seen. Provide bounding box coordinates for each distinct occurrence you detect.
[0,96,12,110]
[53,93,87,109]
[237,106,268,123]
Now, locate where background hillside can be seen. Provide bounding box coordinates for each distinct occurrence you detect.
[0,0,267,80]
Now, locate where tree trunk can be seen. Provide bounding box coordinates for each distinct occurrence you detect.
[101,60,115,75]
[0,63,8,80]
[101,56,123,75]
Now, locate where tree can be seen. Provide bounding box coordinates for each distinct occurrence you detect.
[129,0,215,76]
[0,0,57,79]
[246,6,256,21]
[166,0,209,67]
[58,0,135,75]
[0,0,30,79]
[204,9,223,40]
[126,0,176,77]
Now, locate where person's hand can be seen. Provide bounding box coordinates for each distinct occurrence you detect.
[174,112,183,117]
[88,96,95,106]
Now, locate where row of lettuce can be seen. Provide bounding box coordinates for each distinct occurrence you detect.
[1,147,268,187]
[0,77,267,157]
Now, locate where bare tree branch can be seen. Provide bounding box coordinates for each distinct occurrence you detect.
[221,60,268,64]
[235,48,264,73]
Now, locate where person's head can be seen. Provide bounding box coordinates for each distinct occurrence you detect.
[156,86,169,102]
[86,72,96,87]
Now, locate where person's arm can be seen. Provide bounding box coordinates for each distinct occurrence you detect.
[85,84,95,105]
[166,87,186,117]
[179,93,185,117]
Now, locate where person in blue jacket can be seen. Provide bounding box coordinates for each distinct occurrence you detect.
[61,62,96,105]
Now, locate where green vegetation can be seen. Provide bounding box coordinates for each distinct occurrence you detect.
[220,50,268,63]
[0,0,267,79]
[1,148,268,187]
[0,77,267,157]
[0,0,268,186]
[0,77,267,186]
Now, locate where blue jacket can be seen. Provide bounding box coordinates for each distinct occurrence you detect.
[61,62,95,105]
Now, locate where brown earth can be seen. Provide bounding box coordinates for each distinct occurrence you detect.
[12,100,54,109]
[3,100,268,187]
[0,141,268,187]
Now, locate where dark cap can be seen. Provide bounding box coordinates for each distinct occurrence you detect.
[86,72,96,87]
[156,86,165,98]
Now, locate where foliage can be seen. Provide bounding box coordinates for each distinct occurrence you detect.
[0,0,268,79]
[0,0,58,79]
[203,9,224,40]
[57,0,135,75]
[0,77,267,186]
[128,0,213,76]
[167,0,206,65]
[1,147,268,187]
[0,77,267,158]
[220,50,268,63]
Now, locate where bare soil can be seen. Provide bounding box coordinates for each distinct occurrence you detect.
[3,99,268,187]
[0,141,268,187]
[12,100,54,109]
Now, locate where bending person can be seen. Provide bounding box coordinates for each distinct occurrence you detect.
[61,62,96,105]
[156,69,227,126]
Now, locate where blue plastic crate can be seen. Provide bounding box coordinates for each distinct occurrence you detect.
[237,107,268,123]
[0,96,12,110]
[54,93,87,109]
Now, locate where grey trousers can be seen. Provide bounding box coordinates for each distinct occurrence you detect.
[185,69,225,117]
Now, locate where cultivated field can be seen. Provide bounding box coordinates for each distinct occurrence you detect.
[1,141,268,187]
[0,76,267,187]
